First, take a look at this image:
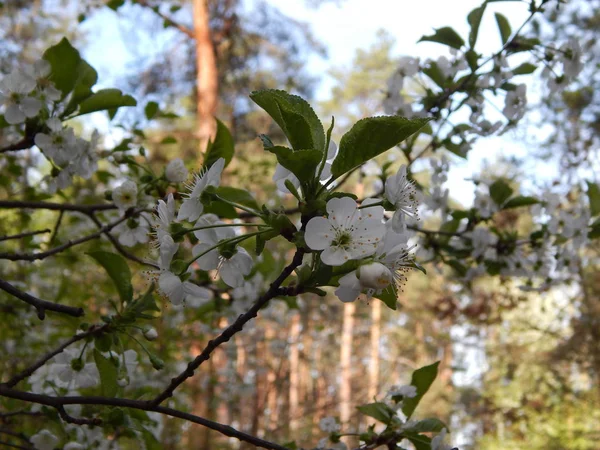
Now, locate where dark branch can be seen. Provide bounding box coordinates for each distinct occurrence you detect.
[0,278,84,320]
[0,200,116,213]
[151,248,306,406]
[135,0,195,38]
[4,325,106,388]
[0,229,51,242]
[0,137,34,154]
[0,386,289,450]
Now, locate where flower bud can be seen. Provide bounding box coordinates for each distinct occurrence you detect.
[165,158,188,183]
[144,327,158,341]
[358,262,392,290]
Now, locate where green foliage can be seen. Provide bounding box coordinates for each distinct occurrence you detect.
[93,349,119,397]
[86,251,133,304]
[250,89,325,151]
[357,402,395,424]
[214,186,260,212]
[587,181,600,216]
[144,101,159,120]
[495,12,512,44]
[374,289,397,310]
[204,118,235,168]
[64,60,98,115]
[266,146,322,184]
[512,62,538,75]
[503,195,539,209]
[467,4,487,48]
[418,27,465,50]
[75,88,137,117]
[489,179,514,206]
[43,38,81,98]
[402,361,440,419]
[330,116,430,180]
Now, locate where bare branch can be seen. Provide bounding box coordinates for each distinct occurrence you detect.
[0,200,116,213]
[151,248,306,406]
[0,278,84,320]
[0,229,51,242]
[0,386,289,450]
[0,137,35,154]
[4,326,107,388]
[135,0,195,38]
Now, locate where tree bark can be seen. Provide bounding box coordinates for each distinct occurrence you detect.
[192,0,218,153]
[339,302,355,425]
[367,300,381,401]
[288,312,301,432]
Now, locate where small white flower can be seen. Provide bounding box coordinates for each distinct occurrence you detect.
[144,327,158,341]
[51,348,99,389]
[503,84,527,121]
[560,38,583,79]
[305,197,386,266]
[154,193,177,242]
[34,118,77,166]
[319,416,340,433]
[431,428,453,450]
[0,69,42,124]
[385,165,419,233]
[165,158,188,183]
[178,157,225,222]
[158,271,213,306]
[114,215,150,247]
[112,180,138,212]
[389,384,417,398]
[30,430,59,450]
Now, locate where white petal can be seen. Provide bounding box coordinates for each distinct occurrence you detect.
[193,244,219,270]
[21,96,42,117]
[5,104,25,124]
[220,263,244,287]
[326,196,359,229]
[230,248,253,276]
[305,216,334,250]
[177,197,203,222]
[183,282,213,302]
[335,272,361,302]
[321,246,352,266]
[159,272,184,305]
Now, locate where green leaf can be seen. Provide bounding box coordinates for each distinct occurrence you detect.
[204,118,235,168]
[145,101,159,120]
[512,62,537,75]
[161,136,177,144]
[331,116,430,180]
[409,418,447,433]
[43,37,82,98]
[215,186,260,212]
[267,146,322,184]
[467,5,486,48]
[374,289,397,310]
[587,181,600,217]
[489,179,513,206]
[418,27,465,50]
[87,251,133,303]
[75,89,137,117]
[503,196,539,209]
[357,402,395,424]
[93,349,118,397]
[404,432,432,450]
[494,13,512,45]
[402,361,440,419]
[250,89,325,151]
[64,59,98,115]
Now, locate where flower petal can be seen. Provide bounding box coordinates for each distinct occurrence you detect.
[305,216,334,250]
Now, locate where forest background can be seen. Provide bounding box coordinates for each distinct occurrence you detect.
[1,0,599,449]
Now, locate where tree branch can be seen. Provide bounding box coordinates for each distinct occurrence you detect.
[0,386,289,450]
[0,214,129,262]
[0,229,51,242]
[0,137,34,154]
[4,326,107,388]
[0,278,84,320]
[0,200,116,213]
[135,0,195,38]
[151,248,306,406]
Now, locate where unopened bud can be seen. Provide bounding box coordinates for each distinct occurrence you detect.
[144,327,158,341]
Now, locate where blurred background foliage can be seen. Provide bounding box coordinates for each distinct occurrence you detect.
[1,0,600,449]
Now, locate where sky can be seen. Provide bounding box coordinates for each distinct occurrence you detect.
[83,0,551,203]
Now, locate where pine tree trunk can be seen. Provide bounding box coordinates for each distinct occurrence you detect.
[289,312,301,432]
[192,0,218,153]
[339,302,355,425]
[367,300,381,401]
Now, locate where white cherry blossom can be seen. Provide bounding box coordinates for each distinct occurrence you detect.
[0,69,42,124]
[305,196,386,266]
[165,158,188,183]
[178,157,225,222]
[112,180,138,212]
[385,165,419,232]
[30,430,59,450]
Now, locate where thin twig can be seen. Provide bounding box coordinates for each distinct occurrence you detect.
[151,248,306,406]
[0,200,116,213]
[0,229,51,242]
[135,0,195,38]
[0,214,129,262]
[4,326,107,388]
[0,278,84,320]
[0,386,289,450]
